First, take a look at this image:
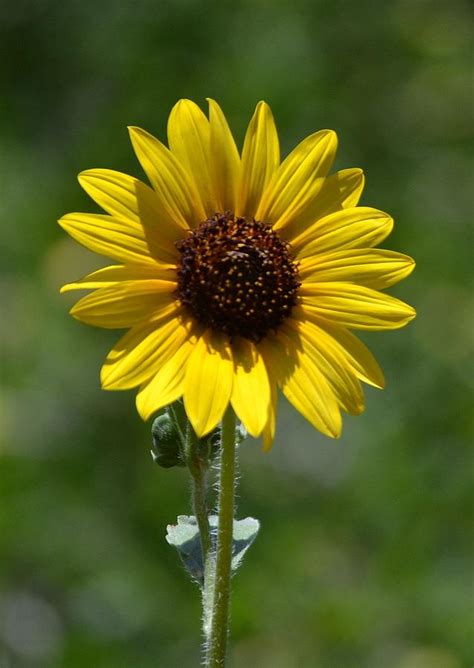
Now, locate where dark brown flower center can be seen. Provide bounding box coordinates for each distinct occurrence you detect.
[175,212,300,342]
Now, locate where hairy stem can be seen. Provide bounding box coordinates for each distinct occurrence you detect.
[206,406,236,667]
[186,424,212,564]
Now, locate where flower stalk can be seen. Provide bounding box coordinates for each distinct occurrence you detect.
[206,406,237,667]
[186,424,212,565]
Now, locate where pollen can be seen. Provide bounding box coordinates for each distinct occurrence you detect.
[176,212,300,341]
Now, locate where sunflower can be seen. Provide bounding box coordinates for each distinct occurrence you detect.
[59,99,415,448]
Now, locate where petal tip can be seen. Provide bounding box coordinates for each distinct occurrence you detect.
[316,128,339,150]
[100,364,115,390]
[241,422,264,440]
[352,168,365,183]
[174,98,194,108]
[77,170,92,184]
[57,214,72,230]
[127,125,144,141]
[206,97,223,117]
[189,419,212,439]
[262,437,275,453]
[59,283,69,294]
[69,308,91,326]
[376,373,386,390]
[135,396,150,422]
[327,411,343,439]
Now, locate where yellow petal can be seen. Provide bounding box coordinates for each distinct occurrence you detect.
[207,98,241,213]
[256,130,337,229]
[60,263,176,293]
[300,282,416,330]
[261,380,278,452]
[294,207,394,259]
[167,99,214,216]
[237,101,279,218]
[300,315,385,388]
[136,337,196,420]
[284,317,364,415]
[70,280,177,329]
[281,168,365,245]
[230,337,271,438]
[183,329,234,437]
[58,213,162,266]
[101,308,192,390]
[128,126,206,227]
[259,331,341,438]
[78,169,182,261]
[299,249,415,289]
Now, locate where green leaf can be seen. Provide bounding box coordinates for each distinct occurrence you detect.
[166,515,260,585]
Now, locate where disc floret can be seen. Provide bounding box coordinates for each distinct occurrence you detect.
[176,212,300,342]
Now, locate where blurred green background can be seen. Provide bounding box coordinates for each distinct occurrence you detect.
[1,1,472,666]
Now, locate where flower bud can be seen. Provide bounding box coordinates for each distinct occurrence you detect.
[151,413,185,468]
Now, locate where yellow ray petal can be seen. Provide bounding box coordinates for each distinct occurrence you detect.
[183,329,234,437]
[314,167,364,211]
[237,101,279,218]
[284,318,364,415]
[136,337,196,420]
[58,213,163,266]
[230,337,271,438]
[60,263,176,293]
[78,169,148,221]
[281,168,365,245]
[299,249,415,289]
[259,332,341,438]
[294,207,394,259]
[128,126,206,227]
[300,282,416,330]
[101,308,192,390]
[70,280,177,329]
[78,169,182,261]
[207,98,241,213]
[299,313,385,388]
[167,99,214,216]
[261,380,278,452]
[256,130,337,229]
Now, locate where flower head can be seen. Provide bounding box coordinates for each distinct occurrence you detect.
[59,99,415,447]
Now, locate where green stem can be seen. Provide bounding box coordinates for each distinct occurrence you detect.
[206,406,237,667]
[186,424,212,565]
[192,465,212,563]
